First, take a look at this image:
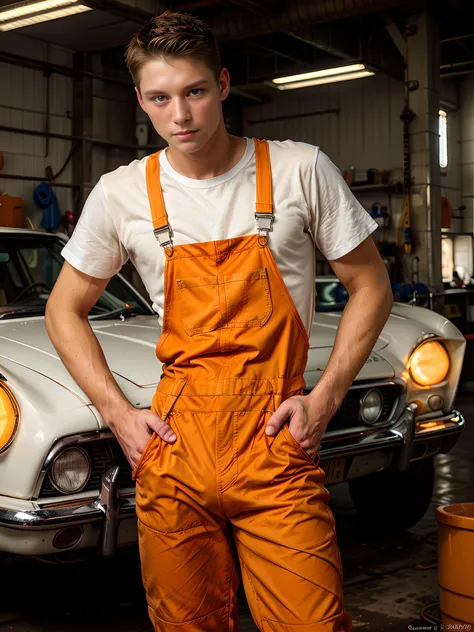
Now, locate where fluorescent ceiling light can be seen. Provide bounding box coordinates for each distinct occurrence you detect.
[0,0,92,31]
[272,63,367,85]
[0,0,78,21]
[273,70,375,90]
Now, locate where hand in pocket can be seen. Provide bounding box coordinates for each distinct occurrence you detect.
[109,407,177,470]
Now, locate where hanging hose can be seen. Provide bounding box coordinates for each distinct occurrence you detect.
[33,181,61,231]
[45,140,81,182]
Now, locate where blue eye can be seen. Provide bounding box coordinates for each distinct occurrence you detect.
[189,88,202,96]
[153,95,167,103]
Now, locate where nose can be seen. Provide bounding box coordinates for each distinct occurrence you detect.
[172,98,191,126]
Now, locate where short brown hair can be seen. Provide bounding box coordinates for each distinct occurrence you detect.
[126,11,221,88]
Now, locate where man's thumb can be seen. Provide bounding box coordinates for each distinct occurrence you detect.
[146,410,177,443]
[265,402,291,436]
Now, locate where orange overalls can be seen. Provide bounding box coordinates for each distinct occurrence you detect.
[133,139,351,631]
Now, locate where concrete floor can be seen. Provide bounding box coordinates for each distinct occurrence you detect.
[1,394,472,631]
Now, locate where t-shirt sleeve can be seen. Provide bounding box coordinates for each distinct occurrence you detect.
[61,178,129,279]
[310,148,378,261]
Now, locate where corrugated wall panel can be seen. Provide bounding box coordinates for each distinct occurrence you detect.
[244,74,404,172]
[244,73,460,245]
[0,32,74,228]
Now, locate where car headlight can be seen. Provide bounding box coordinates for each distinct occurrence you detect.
[360,388,384,424]
[0,380,20,453]
[49,447,91,494]
[408,340,450,387]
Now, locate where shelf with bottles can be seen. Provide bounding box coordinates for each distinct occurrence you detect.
[350,182,404,195]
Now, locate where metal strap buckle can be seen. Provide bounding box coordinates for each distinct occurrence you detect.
[255,212,274,236]
[153,225,173,248]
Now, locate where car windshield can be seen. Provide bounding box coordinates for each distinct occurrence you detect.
[0,234,152,319]
[316,279,349,312]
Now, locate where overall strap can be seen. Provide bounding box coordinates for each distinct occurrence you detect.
[253,138,274,238]
[146,151,173,248]
[146,140,274,247]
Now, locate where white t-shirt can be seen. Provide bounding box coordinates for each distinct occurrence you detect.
[61,138,377,334]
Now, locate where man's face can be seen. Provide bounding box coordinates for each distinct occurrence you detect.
[136,56,229,154]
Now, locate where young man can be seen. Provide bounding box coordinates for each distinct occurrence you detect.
[46,11,393,632]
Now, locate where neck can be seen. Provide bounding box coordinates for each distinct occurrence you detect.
[165,125,246,180]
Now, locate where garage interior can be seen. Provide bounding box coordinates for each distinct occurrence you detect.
[1,0,474,630]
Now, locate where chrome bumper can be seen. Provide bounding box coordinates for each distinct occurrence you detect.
[0,467,136,556]
[0,407,465,556]
[319,407,465,471]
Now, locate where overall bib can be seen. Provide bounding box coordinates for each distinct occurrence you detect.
[134,139,351,632]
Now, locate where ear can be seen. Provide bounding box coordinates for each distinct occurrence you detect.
[219,68,231,101]
[135,86,147,113]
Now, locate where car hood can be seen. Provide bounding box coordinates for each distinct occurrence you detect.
[0,309,426,401]
[311,313,389,351]
[306,313,395,384]
[0,315,162,404]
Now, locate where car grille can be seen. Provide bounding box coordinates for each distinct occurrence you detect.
[39,383,399,498]
[39,438,133,498]
[325,383,399,432]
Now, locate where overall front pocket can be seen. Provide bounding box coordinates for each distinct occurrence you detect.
[177,268,272,336]
[132,432,158,480]
[280,423,320,468]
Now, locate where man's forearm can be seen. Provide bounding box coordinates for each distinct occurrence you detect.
[45,310,134,426]
[307,283,393,413]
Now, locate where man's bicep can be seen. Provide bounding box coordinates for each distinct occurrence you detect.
[328,236,390,296]
[48,261,111,318]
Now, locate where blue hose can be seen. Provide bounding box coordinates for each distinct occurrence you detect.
[33,182,61,231]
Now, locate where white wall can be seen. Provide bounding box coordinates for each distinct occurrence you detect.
[0,32,74,228]
[244,72,462,243]
[460,74,474,236]
[244,73,404,176]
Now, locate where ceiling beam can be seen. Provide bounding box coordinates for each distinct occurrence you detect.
[207,0,405,42]
[286,26,357,61]
[386,22,405,57]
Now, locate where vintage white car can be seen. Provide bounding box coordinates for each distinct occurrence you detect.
[0,228,466,559]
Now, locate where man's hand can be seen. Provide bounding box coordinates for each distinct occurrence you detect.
[265,394,337,459]
[109,407,177,471]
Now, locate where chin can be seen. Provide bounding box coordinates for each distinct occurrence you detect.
[170,137,207,154]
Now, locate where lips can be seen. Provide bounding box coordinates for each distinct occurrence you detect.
[175,131,197,138]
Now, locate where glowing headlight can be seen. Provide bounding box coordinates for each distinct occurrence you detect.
[49,447,91,494]
[360,388,384,424]
[0,380,20,453]
[408,340,450,387]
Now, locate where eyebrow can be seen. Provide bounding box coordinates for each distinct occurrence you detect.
[143,79,210,97]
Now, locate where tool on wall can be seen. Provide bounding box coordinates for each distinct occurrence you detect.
[400,104,414,254]
[398,23,418,256]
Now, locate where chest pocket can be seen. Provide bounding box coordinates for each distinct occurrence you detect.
[177,268,272,336]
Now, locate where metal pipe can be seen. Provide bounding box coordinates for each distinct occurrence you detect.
[440,60,474,70]
[247,108,339,126]
[286,31,354,62]
[0,125,157,152]
[227,0,273,16]
[441,33,474,44]
[176,0,221,9]
[0,51,132,88]
[251,43,313,68]
[45,70,51,159]
[0,174,79,189]
[441,68,474,78]
[208,0,404,41]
